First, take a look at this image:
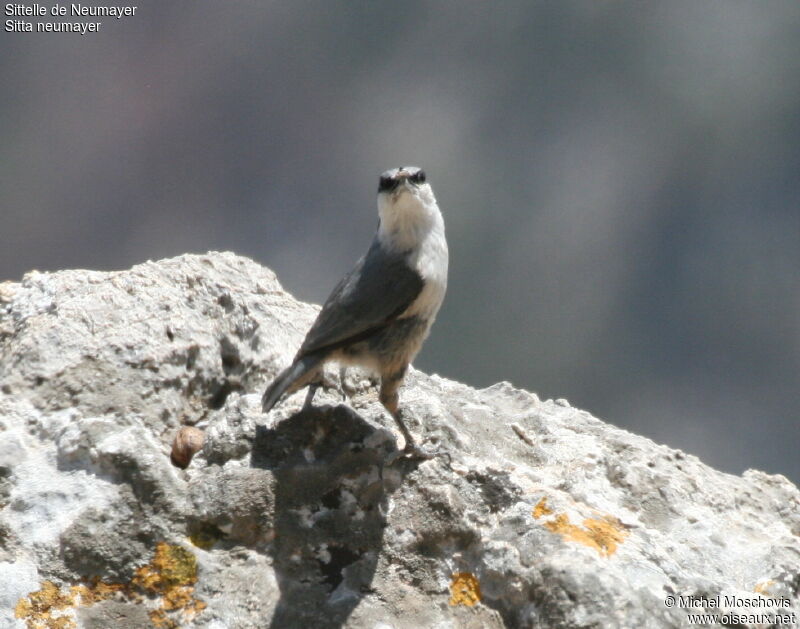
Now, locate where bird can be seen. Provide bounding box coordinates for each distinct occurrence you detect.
[262,166,448,457]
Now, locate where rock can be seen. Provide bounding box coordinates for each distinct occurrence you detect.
[1,251,798,629]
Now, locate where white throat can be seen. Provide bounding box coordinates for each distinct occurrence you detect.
[377,184,448,322]
[377,185,443,253]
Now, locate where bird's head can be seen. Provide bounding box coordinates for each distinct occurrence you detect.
[376,166,442,250]
[377,166,437,214]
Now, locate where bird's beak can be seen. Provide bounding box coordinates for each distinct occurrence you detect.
[395,171,415,192]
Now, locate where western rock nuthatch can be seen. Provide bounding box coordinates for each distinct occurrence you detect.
[262,166,448,457]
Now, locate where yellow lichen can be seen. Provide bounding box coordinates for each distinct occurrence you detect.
[14,580,78,629]
[70,579,126,606]
[449,572,482,607]
[132,542,205,625]
[148,608,176,629]
[543,512,628,557]
[14,543,206,629]
[754,580,775,594]
[187,597,207,616]
[532,497,553,519]
[162,585,194,611]
[133,542,198,593]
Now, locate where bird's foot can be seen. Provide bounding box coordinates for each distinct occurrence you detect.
[412,436,451,462]
[401,441,438,460]
[384,435,448,464]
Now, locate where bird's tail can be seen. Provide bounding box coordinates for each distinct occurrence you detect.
[261,354,322,413]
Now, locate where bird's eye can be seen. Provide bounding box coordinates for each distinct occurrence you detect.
[378,176,398,193]
[410,170,426,184]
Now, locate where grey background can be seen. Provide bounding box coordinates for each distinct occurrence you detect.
[2,2,799,483]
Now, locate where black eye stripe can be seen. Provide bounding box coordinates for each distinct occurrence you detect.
[378,168,426,192]
[378,176,399,193]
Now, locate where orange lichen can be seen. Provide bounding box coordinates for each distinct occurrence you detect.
[69,579,127,606]
[532,497,553,519]
[148,608,176,629]
[449,572,482,607]
[132,542,205,625]
[133,542,198,592]
[184,596,208,620]
[543,512,627,557]
[162,585,194,611]
[754,580,775,594]
[14,543,206,629]
[14,580,80,629]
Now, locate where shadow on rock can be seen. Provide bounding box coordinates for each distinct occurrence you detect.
[251,404,417,629]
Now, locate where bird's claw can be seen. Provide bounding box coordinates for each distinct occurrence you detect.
[385,438,448,464]
[402,442,437,460]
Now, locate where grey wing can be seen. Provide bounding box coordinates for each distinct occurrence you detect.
[297,238,423,357]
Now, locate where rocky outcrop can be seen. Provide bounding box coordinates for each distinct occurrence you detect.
[1,252,798,629]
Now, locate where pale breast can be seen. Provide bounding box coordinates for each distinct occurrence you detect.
[402,224,448,321]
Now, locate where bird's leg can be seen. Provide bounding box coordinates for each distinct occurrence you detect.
[296,364,326,410]
[338,365,349,401]
[303,383,319,409]
[380,373,434,460]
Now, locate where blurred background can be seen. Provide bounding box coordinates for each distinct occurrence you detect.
[2,1,799,483]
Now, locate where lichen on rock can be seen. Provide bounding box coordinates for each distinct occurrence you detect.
[13,543,205,629]
[1,252,799,628]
